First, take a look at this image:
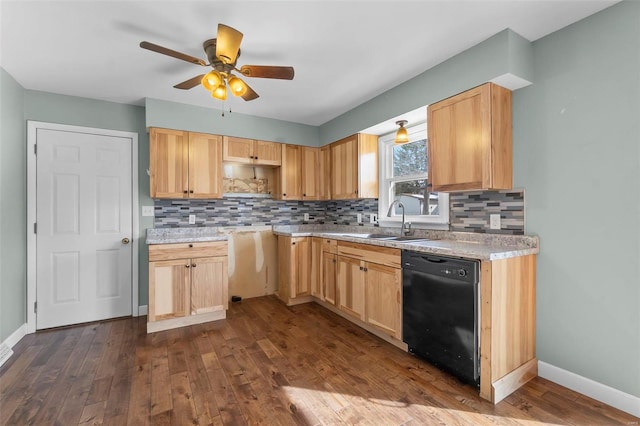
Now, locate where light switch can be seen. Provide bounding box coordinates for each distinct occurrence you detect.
[490,214,501,230]
[142,206,155,217]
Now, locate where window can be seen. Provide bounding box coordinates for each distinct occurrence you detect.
[378,122,449,228]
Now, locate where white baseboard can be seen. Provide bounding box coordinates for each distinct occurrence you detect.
[138,305,148,316]
[538,361,640,418]
[0,323,27,368]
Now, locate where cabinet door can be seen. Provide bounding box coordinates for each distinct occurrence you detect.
[292,237,311,297]
[319,145,331,200]
[330,136,359,199]
[301,147,319,200]
[191,256,228,314]
[254,140,282,166]
[277,236,292,302]
[365,263,402,339]
[223,136,254,164]
[189,132,223,199]
[428,83,512,191]
[323,252,337,306]
[150,128,189,198]
[149,259,190,321]
[357,134,379,199]
[310,238,323,299]
[337,256,365,320]
[279,144,302,200]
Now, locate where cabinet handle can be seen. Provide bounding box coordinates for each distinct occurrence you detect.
[292,242,296,245]
[303,193,306,197]
[359,266,364,271]
[283,193,287,197]
[364,267,368,272]
[188,244,193,248]
[255,156,258,160]
[183,190,188,194]
[189,190,194,194]
[185,264,191,268]
[192,263,196,268]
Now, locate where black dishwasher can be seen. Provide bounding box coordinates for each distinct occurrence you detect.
[402,250,480,387]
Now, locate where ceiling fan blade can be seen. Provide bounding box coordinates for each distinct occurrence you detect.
[140,41,206,66]
[240,65,294,80]
[241,83,259,101]
[216,24,243,64]
[174,74,206,90]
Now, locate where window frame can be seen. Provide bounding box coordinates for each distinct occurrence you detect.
[378,122,449,229]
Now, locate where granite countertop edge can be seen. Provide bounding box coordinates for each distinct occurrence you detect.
[146,225,539,261]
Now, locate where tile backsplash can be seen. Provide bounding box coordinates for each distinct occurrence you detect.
[154,189,525,234]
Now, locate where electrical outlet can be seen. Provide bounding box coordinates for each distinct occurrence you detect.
[303,213,310,221]
[490,214,501,230]
[357,213,363,223]
[141,206,155,217]
[189,214,196,225]
[370,213,378,224]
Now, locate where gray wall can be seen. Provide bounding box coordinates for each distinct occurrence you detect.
[145,98,320,146]
[0,69,26,342]
[512,1,640,397]
[23,91,153,306]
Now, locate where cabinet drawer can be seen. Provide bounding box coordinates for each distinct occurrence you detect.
[149,241,228,261]
[337,241,400,268]
[322,238,338,254]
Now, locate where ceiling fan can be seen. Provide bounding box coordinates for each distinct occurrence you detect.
[140,23,294,102]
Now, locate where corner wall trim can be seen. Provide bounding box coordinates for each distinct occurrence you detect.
[138,305,148,316]
[0,323,27,368]
[538,361,640,418]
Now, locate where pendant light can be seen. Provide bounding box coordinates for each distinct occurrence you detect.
[395,120,409,144]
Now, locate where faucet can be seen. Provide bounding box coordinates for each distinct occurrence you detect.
[387,200,412,236]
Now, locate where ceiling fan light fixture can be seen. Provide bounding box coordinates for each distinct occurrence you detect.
[395,120,409,144]
[202,71,222,91]
[228,75,248,97]
[211,82,228,100]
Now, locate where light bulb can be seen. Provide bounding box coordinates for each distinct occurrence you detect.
[395,120,409,144]
[201,71,222,91]
[212,83,227,100]
[228,75,248,97]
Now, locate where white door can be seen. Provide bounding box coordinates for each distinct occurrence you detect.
[36,128,133,329]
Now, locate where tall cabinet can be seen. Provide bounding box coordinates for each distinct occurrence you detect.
[427,83,512,192]
[330,133,378,199]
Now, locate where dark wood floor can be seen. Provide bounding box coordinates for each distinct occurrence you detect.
[1,296,638,425]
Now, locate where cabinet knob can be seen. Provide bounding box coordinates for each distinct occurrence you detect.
[185,264,191,268]
[364,267,368,272]
[292,242,296,245]
[283,193,287,196]
[191,263,196,268]
[255,156,258,160]
[189,190,194,194]
[303,193,306,197]
[183,190,188,194]
[188,244,193,248]
[359,266,364,271]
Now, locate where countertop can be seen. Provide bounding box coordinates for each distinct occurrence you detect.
[147,225,539,261]
[272,225,539,261]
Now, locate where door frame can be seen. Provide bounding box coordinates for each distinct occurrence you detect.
[26,121,140,333]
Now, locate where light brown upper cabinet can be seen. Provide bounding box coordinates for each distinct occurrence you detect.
[276,145,321,201]
[330,133,378,199]
[319,145,331,200]
[301,147,320,200]
[223,136,281,166]
[276,144,303,200]
[427,82,512,192]
[150,128,223,199]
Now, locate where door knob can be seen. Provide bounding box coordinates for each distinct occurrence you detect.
[121,238,130,245]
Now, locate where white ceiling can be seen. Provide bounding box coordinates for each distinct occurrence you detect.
[1,1,618,129]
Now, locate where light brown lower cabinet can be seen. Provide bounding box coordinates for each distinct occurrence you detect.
[276,234,537,405]
[148,241,228,333]
[277,236,313,305]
